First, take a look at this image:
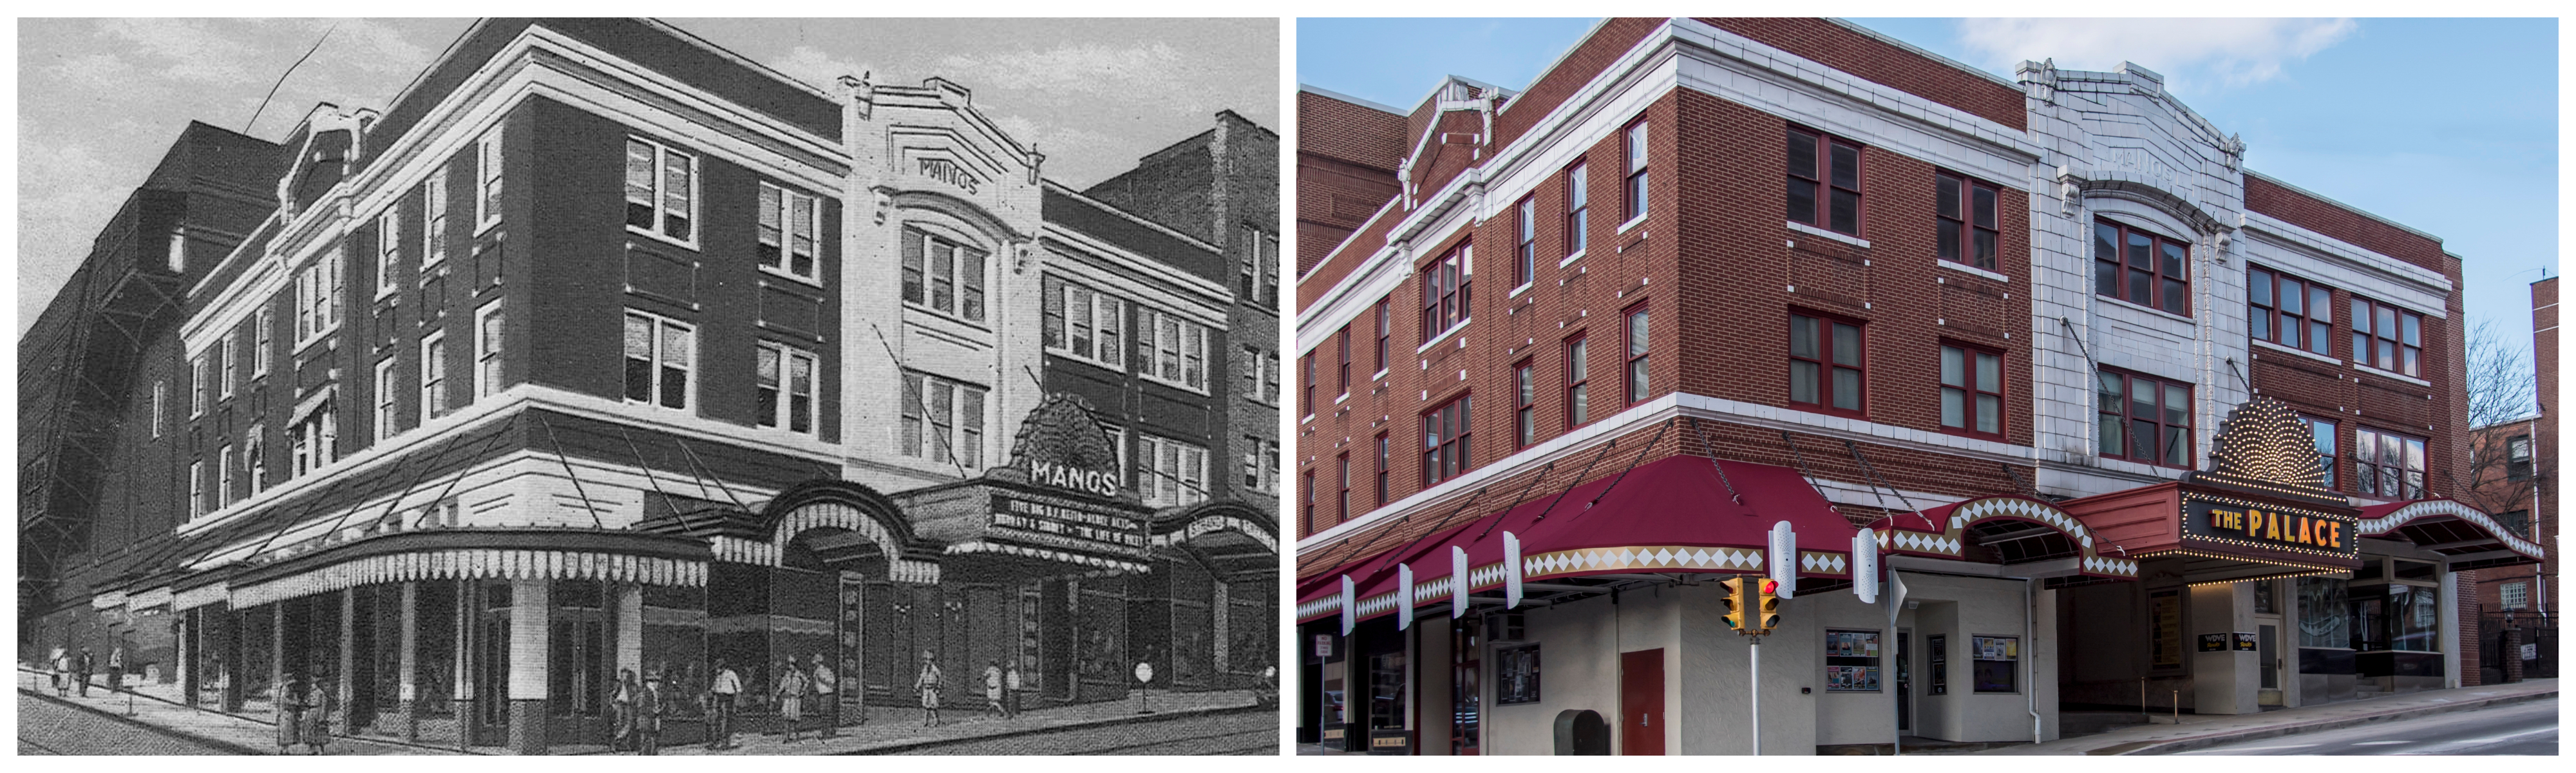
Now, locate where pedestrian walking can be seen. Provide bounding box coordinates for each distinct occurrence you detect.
[982,660,1005,720]
[611,669,638,752]
[808,654,838,738]
[303,672,335,755]
[106,642,128,695]
[275,676,307,754]
[635,673,664,756]
[74,647,95,697]
[50,646,70,696]
[914,651,942,727]
[708,660,742,750]
[1004,660,1023,718]
[774,659,808,742]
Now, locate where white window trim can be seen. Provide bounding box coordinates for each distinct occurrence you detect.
[1509,280,1536,299]
[1616,211,1650,234]
[188,461,205,520]
[291,250,345,352]
[151,380,167,439]
[1046,278,1127,373]
[420,330,449,426]
[900,371,988,466]
[1558,249,1586,269]
[375,207,402,300]
[252,306,274,378]
[2353,363,2432,388]
[2100,294,2197,325]
[216,444,235,508]
[189,354,208,418]
[624,309,699,412]
[1937,259,2009,283]
[2251,338,2340,367]
[904,227,991,327]
[243,425,265,495]
[473,300,504,401]
[220,332,239,399]
[626,137,701,251]
[1135,307,1213,396]
[757,182,824,287]
[375,357,401,442]
[422,172,451,272]
[1787,220,1871,249]
[474,127,504,234]
[1137,434,1211,508]
[758,340,820,436]
[1416,319,1470,354]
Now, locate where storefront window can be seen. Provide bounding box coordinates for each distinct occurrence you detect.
[2298,578,2350,649]
[2392,585,2439,652]
[1971,635,2018,693]
[1496,643,1541,705]
[1368,649,1406,732]
[1824,629,1882,691]
[1926,635,1947,695]
[2254,579,2277,615]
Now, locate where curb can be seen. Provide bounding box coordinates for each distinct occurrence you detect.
[21,688,271,756]
[841,701,1267,755]
[2087,688,2559,756]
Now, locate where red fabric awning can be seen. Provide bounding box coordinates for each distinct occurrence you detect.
[1869,495,2141,580]
[2356,497,2544,570]
[1296,455,1857,625]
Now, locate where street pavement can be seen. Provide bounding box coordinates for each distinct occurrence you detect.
[1982,678,2558,755]
[2174,696,2557,756]
[892,710,1274,754]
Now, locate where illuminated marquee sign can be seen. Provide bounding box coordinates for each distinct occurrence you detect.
[987,492,1145,557]
[2182,495,2358,559]
[1026,459,1119,498]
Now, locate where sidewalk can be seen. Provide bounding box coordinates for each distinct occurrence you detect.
[650,689,1262,756]
[1979,678,2559,755]
[17,669,471,755]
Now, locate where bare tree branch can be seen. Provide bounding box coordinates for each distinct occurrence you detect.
[2461,316,2545,537]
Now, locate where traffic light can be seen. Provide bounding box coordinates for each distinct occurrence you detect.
[1719,577,1752,633]
[1755,578,1783,633]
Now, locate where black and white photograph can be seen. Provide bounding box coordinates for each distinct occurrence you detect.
[19,17,1281,756]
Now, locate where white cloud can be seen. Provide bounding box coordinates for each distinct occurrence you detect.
[940,41,1189,97]
[767,45,873,91]
[1954,18,2357,91]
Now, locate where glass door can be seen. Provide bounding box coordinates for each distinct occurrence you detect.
[1451,616,1481,755]
[1896,629,1912,730]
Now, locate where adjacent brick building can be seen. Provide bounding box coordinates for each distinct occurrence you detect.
[1291,17,2540,754]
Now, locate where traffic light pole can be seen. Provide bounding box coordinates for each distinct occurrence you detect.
[1748,633,1762,755]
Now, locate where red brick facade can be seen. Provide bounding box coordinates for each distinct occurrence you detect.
[1294,90,1404,280]
[1696,18,2027,131]
[2245,173,2446,274]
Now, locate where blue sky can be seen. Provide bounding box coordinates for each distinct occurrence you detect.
[1297,17,2557,367]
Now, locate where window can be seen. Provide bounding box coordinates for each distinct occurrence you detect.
[221,330,239,399]
[1137,307,1211,390]
[217,444,235,508]
[1419,243,1472,343]
[2097,370,2192,467]
[2306,416,2338,489]
[1263,349,1281,404]
[373,357,403,441]
[1337,453,1352,523]
[190,354,208,417]
[1041,276,1126,370]
[151,380,167,438]
[475,126,504,231]
[1624,121,1649,223]
[902,227,987,322]
[188,460,205,519]
[294,249,344,344]
[420,332,448,423]
[2092,220,2190,316]
[1787,128,1862,236]
[474,301,504,399]
[423,171,450,269]
[1303,469,1316,535]
[1515,359,1537,449]
[2508,434,2533,480]
[757,182,821,282]
[1936,172,1999,271]
[289,404,336,478]
[1564,335,1590,428]
[1824,630,1883,692]
[2501,581,2530,610]
[1302,352,1316,418]
[1375,432,1390,506]
[243,426,265,495]
[2354,426,2427,499]
[1336,326,1352,397]
[623,137,696,243]
[1625,305,1649,406]
[621,311,694,411]
[1241,437,1280,495]
[1789,313,1864,415]
[1138,434,1209,508]
[253,306,273,378]
[1237,225,1258,298]
[1564,163,1588,256]
[376,207,402,298]
[2494,510,2532,539]
[1940,344,2003,437]
[2351,297,2423,376]
[1374,297,1391,374]
[2249,268,2334,356]
[900,372,987,469]
[1515,197,1536,288]
[1971,635,2018,693]
[757,341,819,435]
[1422,393,1473,486]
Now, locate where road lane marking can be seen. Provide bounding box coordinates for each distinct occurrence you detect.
[2181,743,2318,753]
[2352,741,2411,745]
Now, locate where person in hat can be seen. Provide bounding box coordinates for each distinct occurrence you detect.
[1003,659,1023,719]
[807,654,838,737]
[634,670,665,756]
[73,647,95,697]
[707,659,743,750]
[982,660,1005,720]
[611,668,638,752]
[773,658,808,743]
[274,676,307,754]
[913,650,942,727]
[105,640,128,696]
[302,670,335,755]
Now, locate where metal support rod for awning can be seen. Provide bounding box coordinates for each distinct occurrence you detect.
[1570,417,1674,519]
[1842,437,1931,530]
[1688,417,1744,505]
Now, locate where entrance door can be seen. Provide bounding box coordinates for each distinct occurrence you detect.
[1451,616,1481,755]
[471,587,511,745]
[1620,649,1665,756]
[1896,629,1912,731]
[2258,624,2282,705]
[549,606,612,746]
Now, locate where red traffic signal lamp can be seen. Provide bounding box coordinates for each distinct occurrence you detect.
[1719,577,1752,633]
[1756,578,1783,633]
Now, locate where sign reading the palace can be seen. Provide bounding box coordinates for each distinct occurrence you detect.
[918,158,980,195]
[2184,497,2354,556]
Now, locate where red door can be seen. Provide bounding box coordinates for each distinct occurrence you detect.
[1620,649,1664,755]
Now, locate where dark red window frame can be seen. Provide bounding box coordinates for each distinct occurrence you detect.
[1374,296,1391,374]
[2092,219,2191,317]
[1623,120,1649,223]
[1624,302,1649,407]
[1563,333,1591,430]
[2249,267,2334,357]
[1564,162,1588,256]
[2304,415,2338,490]
[2350,296,2423,377]
[1787,127,1862,236]
[1422,392,1473,487]
[1337,452,1352,524]
[1302,468,1316,533]
[1513,358,1536,449]
[2353,425,2427,499]
[2096,368,2193,468]
[1938,341,2006,439]
[1374,432,1390,506]
[1935,171,2000,271]
[1301,352,1316,418]
[1336,324,1351,397]
[1515,196,1536,287]
[1788,310,1866,417]
[1420,243,1472,344]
